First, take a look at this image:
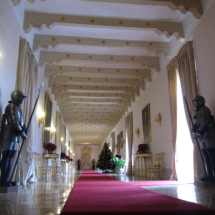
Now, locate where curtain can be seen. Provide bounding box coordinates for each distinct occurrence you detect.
[167,41,202,181]
[167,58,178,180]
[15,38,38,185]
[125,112,133,175]
[116,134,121,154]
[111,132,115,155]
[176,41,203,181]
[120,131,124,148]
[55,111,62,165]
[61,123,66,153]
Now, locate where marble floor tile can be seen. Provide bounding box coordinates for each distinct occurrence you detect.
[0,171,214,215]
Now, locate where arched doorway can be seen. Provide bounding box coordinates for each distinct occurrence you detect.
[81,146,92,169]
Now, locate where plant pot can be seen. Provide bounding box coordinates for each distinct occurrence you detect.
[47,150,54,154]
[115,166,125,175]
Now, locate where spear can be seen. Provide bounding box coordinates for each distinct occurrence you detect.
[183,93,207,178]
[9,82,44,183]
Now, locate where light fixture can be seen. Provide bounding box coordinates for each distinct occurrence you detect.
[155,113,162,126]
[135,127,139,138]
[38,111,45,127]
[61,137,64,142]
[50,127,56,138]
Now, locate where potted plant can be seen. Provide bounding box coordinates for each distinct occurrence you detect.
[115,154,122,159]
[111,155,125,175]
[45,143,57,153]
[137,143,149,154]
[61,152,67,160]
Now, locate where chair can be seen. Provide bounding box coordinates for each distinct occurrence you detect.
[145,153,164,180]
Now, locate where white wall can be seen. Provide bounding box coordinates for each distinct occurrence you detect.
[0,0,23,115]
[106,66,173,179]
[193,2,215,114]
[0,0,73,158]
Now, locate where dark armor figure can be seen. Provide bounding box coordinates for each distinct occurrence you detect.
[92,159,95,170]
[192,95,215,181]
[0,90,28,186]
[77,159,81,170]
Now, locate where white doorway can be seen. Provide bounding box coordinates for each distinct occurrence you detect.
[175,71,194,183]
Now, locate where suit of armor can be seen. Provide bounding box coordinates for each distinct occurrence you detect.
[92,159,95,170]
[0,90,28,186]
[77,159,81,170]
[192,95,215,181]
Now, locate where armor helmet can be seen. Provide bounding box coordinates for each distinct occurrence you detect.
[11,90,27,104]
[192,95,205,109]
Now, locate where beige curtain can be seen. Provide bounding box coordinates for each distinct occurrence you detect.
[167,41,202,181]
[111,132,115,155]
[55,111,62,165]
[15,38,38,185]
[120,131,124,148]
[176,41,203,181]
[61,123,66,153]
[125,112,133,175]
[116,134,121,154]
[167,58,178,181]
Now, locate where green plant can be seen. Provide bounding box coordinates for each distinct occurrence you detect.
[111,156,125,167]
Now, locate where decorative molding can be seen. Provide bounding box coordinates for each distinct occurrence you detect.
[48,75,146,89]
[54,92,135,102]
[11,0,46,6]
[24,12,184,39]
[33,34,170,57]
[44,69,152,81]
[84,0,203,19]
[39,51,160,72]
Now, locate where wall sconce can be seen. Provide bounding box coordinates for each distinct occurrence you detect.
[38,111,45,127]
[50,127,56,138]
[155,113,162,126]
[135,127,140,138]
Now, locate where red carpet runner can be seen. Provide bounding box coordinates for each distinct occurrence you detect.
[61,170,214,215]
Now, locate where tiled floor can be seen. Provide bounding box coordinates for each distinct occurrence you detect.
[0,171,215,215]
[111,173,215,209]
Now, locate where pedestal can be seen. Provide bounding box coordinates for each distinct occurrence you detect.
[0,185,22,193]
[195,180,215,187]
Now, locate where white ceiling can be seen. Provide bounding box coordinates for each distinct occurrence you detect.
[12,0,204,145]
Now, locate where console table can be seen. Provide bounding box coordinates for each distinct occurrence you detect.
[135,153,153,179]
[42,153,60,179]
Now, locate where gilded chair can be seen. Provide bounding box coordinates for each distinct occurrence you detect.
[145,153,165,180]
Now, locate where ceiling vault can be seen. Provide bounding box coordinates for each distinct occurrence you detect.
[11,0,204,145]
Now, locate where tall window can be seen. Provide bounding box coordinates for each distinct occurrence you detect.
[175,71,194,182]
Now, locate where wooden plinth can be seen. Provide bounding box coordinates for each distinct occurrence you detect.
[195,180,215,187]
[0,185,22,193]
